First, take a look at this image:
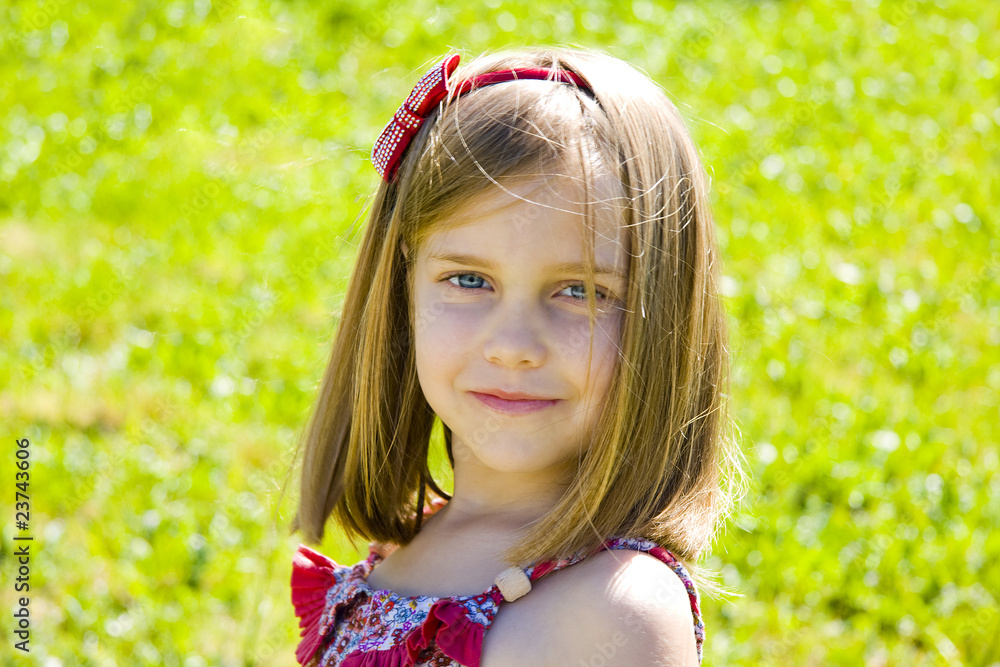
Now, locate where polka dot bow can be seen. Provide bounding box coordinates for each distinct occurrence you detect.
[371,54,591,182]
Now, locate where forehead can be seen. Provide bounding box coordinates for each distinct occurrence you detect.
[419,174,630,271]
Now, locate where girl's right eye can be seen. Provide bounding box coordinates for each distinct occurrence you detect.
[444,272,489,291]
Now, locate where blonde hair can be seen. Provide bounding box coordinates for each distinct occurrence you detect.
[291,47,745,589]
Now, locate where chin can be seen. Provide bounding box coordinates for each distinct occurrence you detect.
[453,435,582,474]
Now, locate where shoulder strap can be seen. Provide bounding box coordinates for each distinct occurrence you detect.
[526,537,705,665]
[606,538,705,664]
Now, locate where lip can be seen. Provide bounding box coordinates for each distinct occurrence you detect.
[470,391,560,415]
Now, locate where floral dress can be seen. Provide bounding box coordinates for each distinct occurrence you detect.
[291,536,704,667]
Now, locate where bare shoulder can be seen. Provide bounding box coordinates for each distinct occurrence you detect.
[555,550,699,666]
[482,550,699,667]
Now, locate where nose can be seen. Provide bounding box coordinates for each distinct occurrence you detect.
[481,302,548,368]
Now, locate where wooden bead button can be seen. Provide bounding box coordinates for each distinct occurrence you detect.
[495,567,532,602]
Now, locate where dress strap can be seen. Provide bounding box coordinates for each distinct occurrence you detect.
[523,537,705,665]
[640,543,705,664]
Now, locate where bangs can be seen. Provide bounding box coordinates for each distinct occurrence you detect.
[394,73,620,254]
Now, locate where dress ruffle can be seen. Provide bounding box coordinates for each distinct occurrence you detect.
[315,588,501,667]
[292,545,342,665]
[339,642,410,667]
[404,594,501,667]
[292,544,500,667]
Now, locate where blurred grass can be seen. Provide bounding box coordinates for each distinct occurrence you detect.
[1,0,998,665]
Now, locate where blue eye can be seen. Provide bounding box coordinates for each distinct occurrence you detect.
[443,272,610,301]
[447,273,487,290]
[560,284,610,301]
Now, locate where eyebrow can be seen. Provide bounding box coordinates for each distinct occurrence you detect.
[426,252,627,280]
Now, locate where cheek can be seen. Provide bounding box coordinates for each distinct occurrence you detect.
[412,294,482,392]
[591,322,622,385]
[553,310,623,373]
[577,317,623,408]
[413,296,479,348]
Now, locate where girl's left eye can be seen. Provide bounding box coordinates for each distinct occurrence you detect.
[444,273,609,301]
[558,284,610,301]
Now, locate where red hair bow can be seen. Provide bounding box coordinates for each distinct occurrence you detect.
[371,54,590,182]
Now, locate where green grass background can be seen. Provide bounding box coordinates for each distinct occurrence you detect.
[2,0,998,664]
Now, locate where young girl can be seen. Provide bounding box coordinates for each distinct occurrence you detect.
[290,47,742,667]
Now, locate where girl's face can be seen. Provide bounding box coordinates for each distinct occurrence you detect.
[406,175,629,479]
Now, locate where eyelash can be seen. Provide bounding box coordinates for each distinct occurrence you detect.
[441,272,612,302]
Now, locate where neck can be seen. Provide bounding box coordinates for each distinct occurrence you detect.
[434,456,575,538]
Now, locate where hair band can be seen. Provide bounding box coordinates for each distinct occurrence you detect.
[371,54,591,182]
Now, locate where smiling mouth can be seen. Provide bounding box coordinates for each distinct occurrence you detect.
[469,392,560,415]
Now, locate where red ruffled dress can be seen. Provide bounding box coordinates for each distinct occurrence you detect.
[291,536,705,667]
